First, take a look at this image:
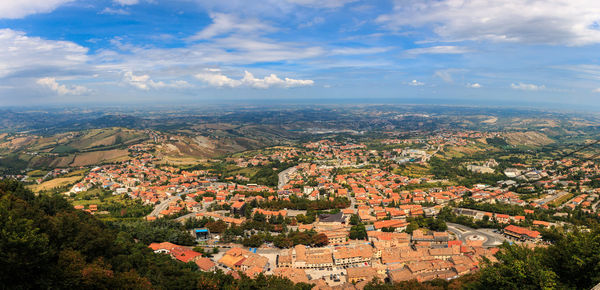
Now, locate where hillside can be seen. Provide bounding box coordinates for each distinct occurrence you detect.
[504,131,555,146]
[0,128,146,173]
[3,179,600,289]
[0,179,313,289]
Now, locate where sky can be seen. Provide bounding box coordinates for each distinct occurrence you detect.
[1,0,600,108]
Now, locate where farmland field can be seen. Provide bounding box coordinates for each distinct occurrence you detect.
[27,175,83,193]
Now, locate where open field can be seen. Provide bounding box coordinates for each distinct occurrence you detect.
[65,169,89,177]
[71,149,130,166]
[549,193,574,207]
[441,145,488,159]
[27,169,47,177]
[504,131,554,146]
[394,163,430,177]
[27,175,83,193]
[156,155,207,166]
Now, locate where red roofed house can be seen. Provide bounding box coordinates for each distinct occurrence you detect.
[504,225,540,241]
[495,214,510,224]
[231,201,246,215]
[195,257,216,272]
[373,219,408,231]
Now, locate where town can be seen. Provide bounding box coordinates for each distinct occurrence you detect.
[57,129,600,288]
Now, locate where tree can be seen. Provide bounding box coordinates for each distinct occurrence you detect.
[312,233,329,247]
[206,220,228,233]
[0,179,315,289]
[349,214,360,225]
[544,228,600,289]
[404,222,419,234]
[476,243,558,289]
[242,235,264,248]
[349,224,367,240]
[253,212,266,223]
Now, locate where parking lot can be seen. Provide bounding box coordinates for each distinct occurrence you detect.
[305,267,347,286]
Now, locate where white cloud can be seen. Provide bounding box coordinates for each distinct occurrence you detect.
[467,83,482,88]
[511,82,545,91]
[0,0,73,19]
[331,47,391,55]
[96,35,324,71]
[593,88,600,93]
[558,64,600,80]
[195,69,314,88]
[298,16,325,28]
[434,69,465,83]
[123,71,190,90]
[408,80,424,86]
[194,70,242,88]
[285,0,357,8]
[37,77,90,95]
[405,46,472,55]
[113,0,139,5]
[377,0,600,46]
[188,13,276,41]
[100,7,130,15]
[0,29,89,78]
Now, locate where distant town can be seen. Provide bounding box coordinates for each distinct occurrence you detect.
[11,127,591,288]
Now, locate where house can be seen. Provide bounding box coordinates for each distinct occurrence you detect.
[148,242,179,254]
[504,225,540,241]
[195,257,216,272]
[173,249,203,263]
[218,248,269,275]
[321,230,348,245]
[284,245,334,269]
[231,201,246,215]
[389,268,413,283]
[373,219,408,231]
[333,244,373,267]
[317,212,345,225]
[533,220,551,228]
[273,268,309,284]
[495,214,510,224]
[346,266,378,283]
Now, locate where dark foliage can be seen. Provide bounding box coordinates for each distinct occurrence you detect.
[0,179,312,289]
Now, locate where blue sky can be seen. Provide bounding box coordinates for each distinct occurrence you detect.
[1,0,600,108]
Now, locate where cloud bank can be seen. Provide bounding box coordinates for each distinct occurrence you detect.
[123,71,190,90]
[377,0,600,45]
[37,77,90,95]
[511,82,545,91]
[0,0,73,19]
[195,70,314,88]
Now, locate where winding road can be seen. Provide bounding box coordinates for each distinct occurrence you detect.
[148,196,180,218]
[277,167,297,190]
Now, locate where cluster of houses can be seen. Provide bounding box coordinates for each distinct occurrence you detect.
[273,228,500,284]
[62,133,600,288]
[148,242,216,272]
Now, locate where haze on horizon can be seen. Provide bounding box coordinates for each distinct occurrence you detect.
[1,0,600,109]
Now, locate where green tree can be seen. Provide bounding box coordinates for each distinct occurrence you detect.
[349,214,360,225]
[476,243,558,289]
[349,224,367,240]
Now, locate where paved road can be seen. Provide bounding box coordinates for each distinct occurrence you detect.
[174,209,230,222]
[285,209,307,217]
[446,222,506,248]
[278,167,297,190]
[148,196,180,217]
[592,200,600,212]
[174,212,197,222]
